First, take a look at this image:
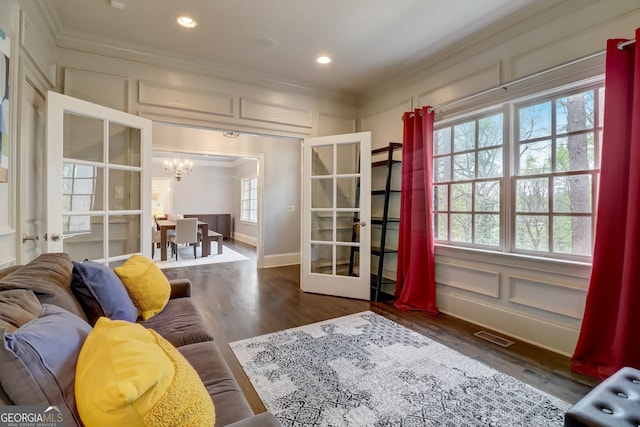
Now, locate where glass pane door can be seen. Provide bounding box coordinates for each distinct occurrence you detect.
[47,91,151,265]
[302,132,371,300]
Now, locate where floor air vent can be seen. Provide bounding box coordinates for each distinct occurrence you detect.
[473,331,515,348]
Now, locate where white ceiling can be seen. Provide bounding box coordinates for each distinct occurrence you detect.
[46,0,546,98]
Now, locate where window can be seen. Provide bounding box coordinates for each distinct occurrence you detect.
[514,87,603,256]
[433,112,504,247]
[433,82,604,260]
[62,163,97,232]
[240,176,258,223]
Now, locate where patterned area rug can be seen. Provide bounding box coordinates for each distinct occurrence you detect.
[230,311,570,426]
[152,244,249,269]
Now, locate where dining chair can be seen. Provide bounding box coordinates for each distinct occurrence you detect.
[151,225,161,258]
[166,214,183,239]
[168,218,199,260]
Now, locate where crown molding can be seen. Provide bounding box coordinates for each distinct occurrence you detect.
[53,31,358,106]
[360,0,579,102]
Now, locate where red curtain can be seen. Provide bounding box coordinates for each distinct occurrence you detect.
[394,107,440,315]
[571,28,640,379]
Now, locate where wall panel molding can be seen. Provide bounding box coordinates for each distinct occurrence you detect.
[360,99,410,149]
[508,275,587,319]
[436,291,580,356]
[239,97,312,129]
[139,80,234,117]
[435,261,500,298]
[19,11,55,87]
[64,69,129,111]
[316,112,356,136]
[417,62,501,113]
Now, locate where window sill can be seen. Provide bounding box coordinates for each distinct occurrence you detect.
[434,244,592,279]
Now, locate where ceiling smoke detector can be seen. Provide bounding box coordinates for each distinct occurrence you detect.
[110,0,125,10]
[223,131,240,138]
[253,36,278,50]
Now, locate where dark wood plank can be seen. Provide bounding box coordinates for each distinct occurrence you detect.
[161,240,599,414]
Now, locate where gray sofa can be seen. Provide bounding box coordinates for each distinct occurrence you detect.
[0,253,279,427]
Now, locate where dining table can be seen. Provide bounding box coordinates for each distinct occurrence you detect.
[156,219,210,261]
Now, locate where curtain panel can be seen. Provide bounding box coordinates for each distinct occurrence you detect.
[571,28,640,379]
[395,107,439,315]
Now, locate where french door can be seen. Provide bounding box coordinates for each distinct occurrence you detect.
[18,79,46,263]
[301,132,371,299]
[46,91,152,265]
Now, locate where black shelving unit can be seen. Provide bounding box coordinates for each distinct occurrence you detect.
[371,142,402,301]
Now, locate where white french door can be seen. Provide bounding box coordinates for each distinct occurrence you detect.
[301,132,371,299]
[18,79,46,263]
[46,91,152,265]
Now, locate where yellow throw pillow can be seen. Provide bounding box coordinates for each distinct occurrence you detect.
[114,255,170,320]
[75,317,215,427]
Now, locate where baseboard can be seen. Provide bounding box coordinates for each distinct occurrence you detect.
[262,252,300,268]
[232,232,257,246]
[436,291,579,357]
[0,258,16,270]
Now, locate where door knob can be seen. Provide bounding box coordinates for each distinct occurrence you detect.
[22,234,39,244]
[360,221,367,227]
[50,232,91,241]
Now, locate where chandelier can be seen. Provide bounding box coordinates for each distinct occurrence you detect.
[163,159,194,181]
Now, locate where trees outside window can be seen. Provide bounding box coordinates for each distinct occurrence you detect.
[515,87,602,257]
[434,112,503,248]
[433,83,603,260]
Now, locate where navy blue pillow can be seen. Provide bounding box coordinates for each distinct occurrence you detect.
[71,261,138,325]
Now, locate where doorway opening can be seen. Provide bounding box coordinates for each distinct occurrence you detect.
[151,121,302,269]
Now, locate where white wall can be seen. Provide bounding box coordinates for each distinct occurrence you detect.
[359,0,640,355]
[151,160,234,216]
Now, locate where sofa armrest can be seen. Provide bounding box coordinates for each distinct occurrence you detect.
[168,279,191,299]
[225,412,281,427]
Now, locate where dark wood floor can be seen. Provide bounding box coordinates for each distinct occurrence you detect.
[161,240,599,414]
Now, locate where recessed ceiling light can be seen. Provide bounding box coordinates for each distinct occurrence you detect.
[177,16,196,28]
[317,56,331,65]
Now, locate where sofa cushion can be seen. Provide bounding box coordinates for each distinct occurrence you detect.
[179,341,254,426]
[114,255,170,320]
[0,265,21,280]
[0,304,92,426]
[0,289,42,333]
[139,297,213,347]
[75,317,215,426]
[70,260,138,325]
[0,253,87,321]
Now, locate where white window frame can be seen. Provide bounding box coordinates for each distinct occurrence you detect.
[433,78,604,262]
[240,175,258,223]
[62,163,97,233]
